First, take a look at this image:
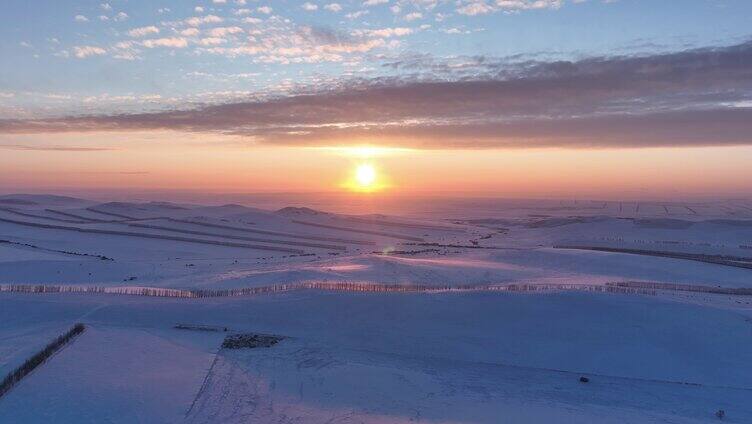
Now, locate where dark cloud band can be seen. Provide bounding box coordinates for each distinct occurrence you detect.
[1,40,751,149]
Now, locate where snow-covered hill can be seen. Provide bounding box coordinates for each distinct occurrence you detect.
[1,194,751,423]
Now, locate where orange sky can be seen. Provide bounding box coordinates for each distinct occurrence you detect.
[2,130,752,200]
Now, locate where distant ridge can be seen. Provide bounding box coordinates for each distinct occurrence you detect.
[0,194,88,205]
[276,206,329,216]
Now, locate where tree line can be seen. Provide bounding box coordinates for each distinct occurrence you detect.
[0,323,86,399]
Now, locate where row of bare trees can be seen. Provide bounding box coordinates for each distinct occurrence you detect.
[0,323,86,399]
[1,281,660,298]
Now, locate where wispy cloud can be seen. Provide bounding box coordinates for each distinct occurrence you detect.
[197,23,393,63]
[141,37,188,49]
[73,46,107,58]
[0,144,115,152]
[184,15,224,26]
[127,26,160,38]
[458,0,565,15]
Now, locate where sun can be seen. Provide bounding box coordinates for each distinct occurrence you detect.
[344,162,386,192]
[355,164,376,187]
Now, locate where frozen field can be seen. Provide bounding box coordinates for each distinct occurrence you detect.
[1,194,752,423]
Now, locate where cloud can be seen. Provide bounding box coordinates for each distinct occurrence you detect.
[73,46,107,58]
[302,2,319,11]
[457,2,495,15]
[404,12,423,21]
[496,0,563,10]
[324,3,343,12]
[180,28,200,36]
[346,10,369,19]
[127,26,160,38]
[254,109,752,149]
[111,40,140,60]
[185,15,224,26]
[141,37,189,48]
[206,26,244,37]
[458,0,562,15]
[198,37,227,46]
[74,15,89,22]
[3,41,752,149]
[0,144,114,152]
[199,24,389,63]
[354,27,414,38]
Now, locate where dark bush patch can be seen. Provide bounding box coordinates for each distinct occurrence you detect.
[221,333,284,349]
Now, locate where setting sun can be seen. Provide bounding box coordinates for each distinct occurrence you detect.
[355,164,376,187]
[344,162,387,193]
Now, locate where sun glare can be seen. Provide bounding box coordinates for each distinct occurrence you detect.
[356,164,376,187]
[344,162,386,192]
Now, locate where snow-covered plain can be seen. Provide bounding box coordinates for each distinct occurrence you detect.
[1,194,751,423]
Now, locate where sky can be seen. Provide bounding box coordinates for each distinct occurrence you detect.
[1,0,751,199]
